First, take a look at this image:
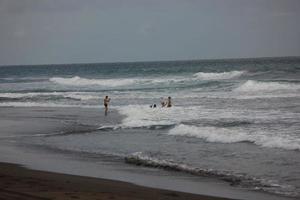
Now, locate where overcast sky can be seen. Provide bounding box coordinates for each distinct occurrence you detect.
[0,0,299,65]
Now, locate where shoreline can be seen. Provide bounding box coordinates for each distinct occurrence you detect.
[0,106,296,200]
[0,162,234,200]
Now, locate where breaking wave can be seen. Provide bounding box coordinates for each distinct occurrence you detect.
[50,76,190,88]
[116,105,300,151]
[50,76,137,87]
[117,105,177,128]
[235,80,300,92]
[168,124,300,151]
[193,71,245,80]
[50,72,246,88]
[168,124,249,143]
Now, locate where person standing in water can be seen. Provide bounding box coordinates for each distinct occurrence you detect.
[103,96,111,115]
[167,96,172,107]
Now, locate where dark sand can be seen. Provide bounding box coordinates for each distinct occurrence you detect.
[0,162,235,200]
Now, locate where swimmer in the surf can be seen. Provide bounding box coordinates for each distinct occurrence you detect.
[160,98,166,107]
[103,96,110,115]
[166,96,172,107]
[150,104,157,108]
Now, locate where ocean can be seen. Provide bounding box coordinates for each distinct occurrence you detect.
[0,57,299,198]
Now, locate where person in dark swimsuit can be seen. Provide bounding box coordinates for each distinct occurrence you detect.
[167,96,172,107]
[104,96,110,115]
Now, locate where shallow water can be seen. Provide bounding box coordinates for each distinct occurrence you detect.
[0,57,299,198]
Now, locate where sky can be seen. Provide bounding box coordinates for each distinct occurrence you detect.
[0,0,299,65]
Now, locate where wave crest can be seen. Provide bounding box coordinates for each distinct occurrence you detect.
[50,72,246,88]
[168,124,300,150]
[235,80,300,92]
[193,71,245,80]
[50,76,137,87]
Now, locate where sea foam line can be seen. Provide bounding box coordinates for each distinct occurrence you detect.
[235,80,300,92]
[49,71,245,87]
[193,71,245,80]
[50,76,137,87]
[49,76,189,87]
[167,124,300,151]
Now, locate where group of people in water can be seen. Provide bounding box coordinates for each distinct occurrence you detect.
[103,95,172,115]
[150,96,172,108]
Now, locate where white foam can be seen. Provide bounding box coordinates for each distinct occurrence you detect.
[117,105,176,128]
[235,80,300,92]
[193,71,245,80]
[167,124,300,150]
[50,73,245,88]
[117,105,228,129]
[1,92,37,98]
[116,104,289,129]
[50,75,198,88]
[50,76,137,87]
[126,152,196,172]
[255,135,300,150]
[97,125,121,131]
[168,124,249,143]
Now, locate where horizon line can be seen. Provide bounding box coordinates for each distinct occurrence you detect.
[1,55,300,67]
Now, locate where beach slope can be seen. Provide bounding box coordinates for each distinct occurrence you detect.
[0,162,235,200]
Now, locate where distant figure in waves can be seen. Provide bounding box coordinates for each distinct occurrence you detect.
[160,97,166,107]
[103,96,111,116]
[167,96,172,107]
[150,104,157,108]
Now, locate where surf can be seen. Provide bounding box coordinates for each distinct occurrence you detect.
[235,80,300,92]
[50,76,137,87]
[193,71,246,80]
[167,124,300,151]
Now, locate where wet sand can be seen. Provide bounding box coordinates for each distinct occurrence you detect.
[0,162,234,200]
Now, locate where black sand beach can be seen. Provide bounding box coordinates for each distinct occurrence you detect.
[0,162,235,200]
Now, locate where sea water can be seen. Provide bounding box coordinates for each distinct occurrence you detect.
[0,57,299,198]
